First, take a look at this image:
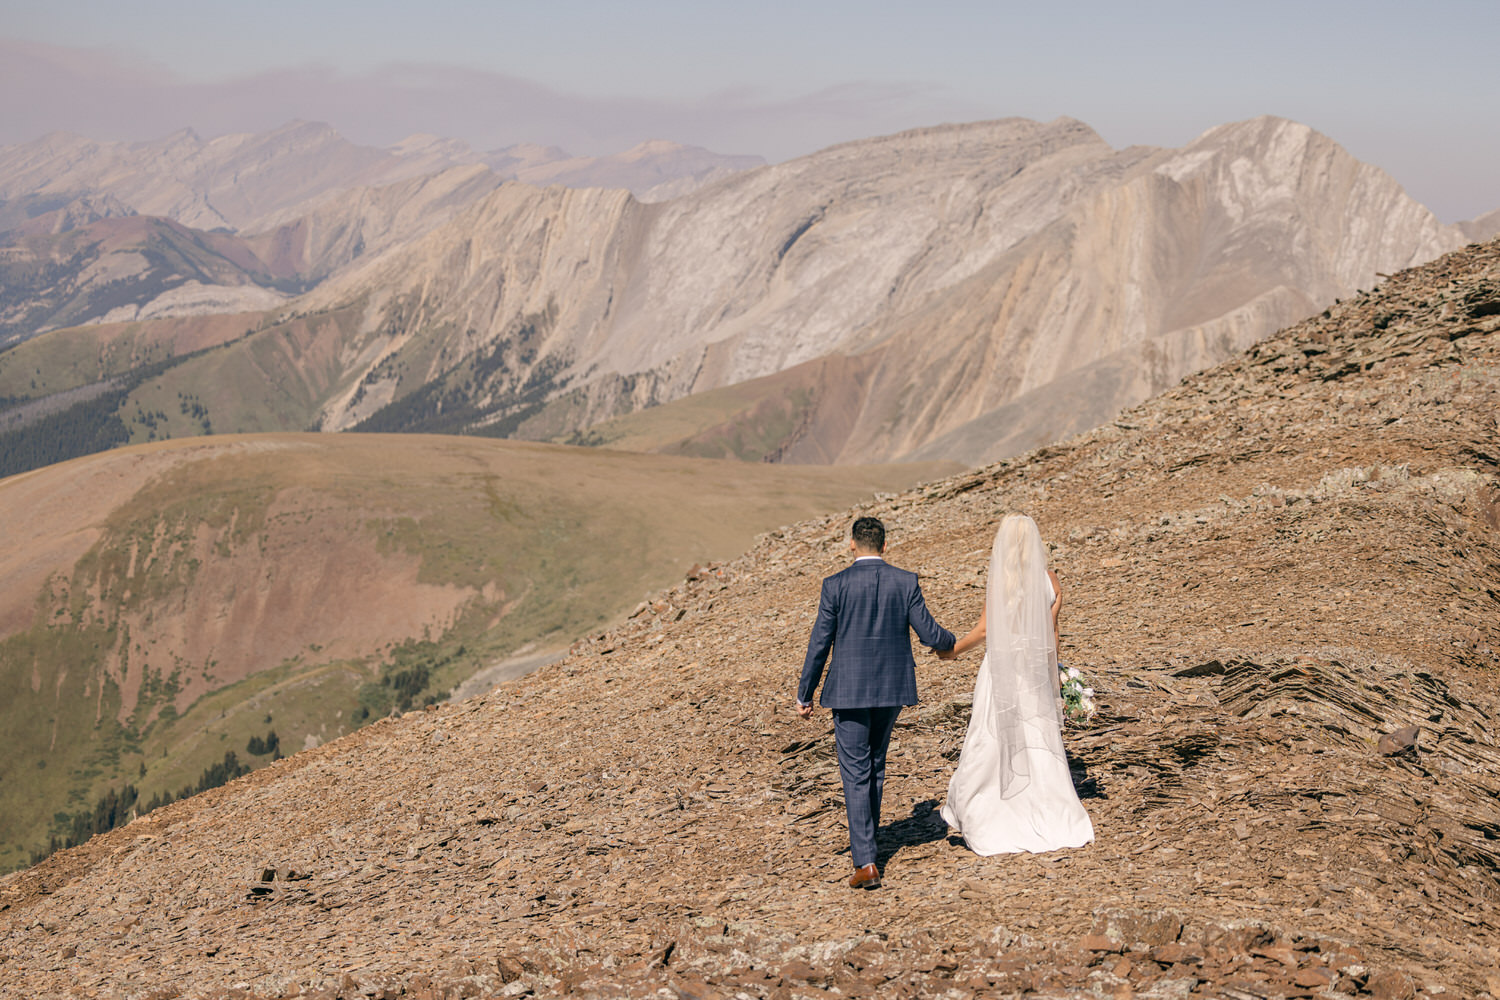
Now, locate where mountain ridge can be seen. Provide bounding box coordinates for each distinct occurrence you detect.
[295,114,1475,466]
[2,114,1496,478]
[2,235,1496,998]
[0,122,764,238]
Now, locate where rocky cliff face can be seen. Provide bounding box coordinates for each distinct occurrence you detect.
[0,215,292,344]
[0,126,763,346]
[1462,207,1500,243]
[862,115,1464,464]
[3,238,1495,999]
[303,116,1479,465]
[3,116,1492,468]
[0,166,514,340]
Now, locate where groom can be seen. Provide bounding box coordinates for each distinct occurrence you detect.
[795,516,955,889]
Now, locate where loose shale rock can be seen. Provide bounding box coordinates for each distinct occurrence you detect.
[2,239,1498,997]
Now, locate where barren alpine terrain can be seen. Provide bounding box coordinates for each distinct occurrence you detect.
[1,239,1498,997]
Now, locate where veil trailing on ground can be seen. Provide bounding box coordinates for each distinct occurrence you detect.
[983,513,1064,800]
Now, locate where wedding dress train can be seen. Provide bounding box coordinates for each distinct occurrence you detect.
[940,515,1094,855]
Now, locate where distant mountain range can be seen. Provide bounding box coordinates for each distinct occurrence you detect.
[0,121,763,233]
[0,122,761,347]
[1,115,1496,474]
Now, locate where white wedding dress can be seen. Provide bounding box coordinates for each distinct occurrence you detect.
[940,515,1094,855]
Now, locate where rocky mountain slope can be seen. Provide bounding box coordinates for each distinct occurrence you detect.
[0,165,513,346]
[0,127,757,345]
[2,115,1493,477]
[275,116,1486,464]
[1460,208,1500,244]
[2,238,1495,996]
[0,215,294,345]
[0,433,940,871]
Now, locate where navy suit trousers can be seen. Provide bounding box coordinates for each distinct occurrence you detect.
[832,706,902,868]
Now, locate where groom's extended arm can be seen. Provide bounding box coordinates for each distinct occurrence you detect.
[907,579,956,652]
[797,578,838,708]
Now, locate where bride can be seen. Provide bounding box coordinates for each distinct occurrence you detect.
[938,513,1094,855]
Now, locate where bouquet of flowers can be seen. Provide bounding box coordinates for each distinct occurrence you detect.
[1059,666,1096,721]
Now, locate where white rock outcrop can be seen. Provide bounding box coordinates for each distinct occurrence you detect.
[97,280,288,324]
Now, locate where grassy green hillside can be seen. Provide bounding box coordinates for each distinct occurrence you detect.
[0,433,949,869]
[2,297,864,479]
[0,306,367,477]
[552,354,875,463]
[0,313,258,400]
[117,304,367,439]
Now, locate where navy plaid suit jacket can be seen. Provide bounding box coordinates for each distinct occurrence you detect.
[798,558,955,709]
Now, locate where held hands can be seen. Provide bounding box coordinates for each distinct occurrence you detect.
[935,646,958,660]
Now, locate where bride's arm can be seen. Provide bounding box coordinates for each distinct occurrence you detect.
[943,605,987,657]
[1048,569,1063,650]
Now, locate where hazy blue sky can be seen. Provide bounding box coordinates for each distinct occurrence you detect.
[2,0,1495,220]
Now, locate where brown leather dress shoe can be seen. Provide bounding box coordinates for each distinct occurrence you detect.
[848,863,881,889]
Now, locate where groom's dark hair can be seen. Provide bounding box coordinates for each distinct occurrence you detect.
[851,516,885,552]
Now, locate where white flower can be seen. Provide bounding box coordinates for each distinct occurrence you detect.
[1066,667,1081,680]
[1082,688,1094,698]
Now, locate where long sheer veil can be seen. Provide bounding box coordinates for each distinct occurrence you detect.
[984,513,1063,800]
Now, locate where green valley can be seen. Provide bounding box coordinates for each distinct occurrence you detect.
[0,432,951,869]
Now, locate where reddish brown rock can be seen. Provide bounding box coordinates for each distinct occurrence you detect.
[1366,969,1418,1000]
[1294,965,1335,988]
[1377,725,1421,756]
[1083,934,1125,953]
[1091,909,1183,949]
[4,237,1500,1000]
[1252,944,1300,968]
[1150,943,1202,965]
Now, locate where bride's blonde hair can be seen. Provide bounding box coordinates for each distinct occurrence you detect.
[997,513,1041,623]
[980,511,1059,797]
